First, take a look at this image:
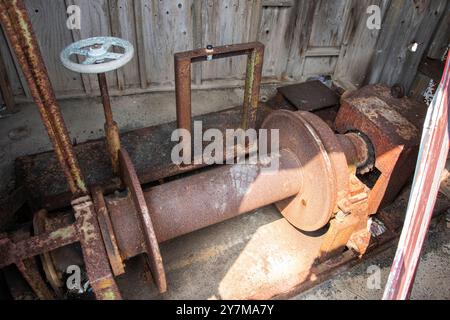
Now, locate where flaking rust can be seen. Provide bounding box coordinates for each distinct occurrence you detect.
[0,2,429,298]
[72,196,121,299]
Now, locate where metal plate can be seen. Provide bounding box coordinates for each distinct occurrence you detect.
[277,80,339,111]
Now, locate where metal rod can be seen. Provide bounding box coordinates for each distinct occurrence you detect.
[97,72,120,173]
[0,0,77,193]
[241,45,264,130]
[0,224,79,269]
[0,30,16,113]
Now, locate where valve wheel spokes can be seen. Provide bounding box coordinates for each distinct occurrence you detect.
[60,36,134,74]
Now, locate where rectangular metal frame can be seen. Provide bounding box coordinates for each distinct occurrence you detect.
[174,42,265,133]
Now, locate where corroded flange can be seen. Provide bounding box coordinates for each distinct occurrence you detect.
[91,186,125,277]
[119,148,167,293]
[261,110,347,231]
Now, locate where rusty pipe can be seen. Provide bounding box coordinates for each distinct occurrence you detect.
[97,73,114,125]
[97,72,120,174]
[9,0,86,194]
[174,57,192,135]
[0,148,304,280]
[174,56,192,160]
[0,1,77,193]
[337,133,370,169]
[106,148,303,259]
[0,0,86,195]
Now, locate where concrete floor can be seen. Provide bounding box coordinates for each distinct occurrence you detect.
[0,88,449,300]
[296,215,450,300]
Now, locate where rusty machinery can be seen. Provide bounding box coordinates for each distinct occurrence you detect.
[0,0,425,300]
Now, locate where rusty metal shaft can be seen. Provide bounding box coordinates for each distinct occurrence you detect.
[0,0,86,195]
[97,73,114,125]
[108,148,303,259]
[336,133,370,169]
[97,72,120,174]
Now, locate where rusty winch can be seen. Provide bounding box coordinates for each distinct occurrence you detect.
[0,0,425,300]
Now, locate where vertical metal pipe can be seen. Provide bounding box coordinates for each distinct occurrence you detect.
[97,72,120,173]
[241,46,264,130]
[97,73,114,125]
[174,56,192,160]
[10,0,86,195]
[0,31,16,113]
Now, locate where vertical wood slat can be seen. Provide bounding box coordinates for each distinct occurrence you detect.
[285,0,317,80]
[0,45,16,112]
[0,0,448,99]
[427,1,450,60]
[399,0,447,92]
[108,0,126,90]
[367,0,448,91]
[133,0,148,89]
[257,5,293,79]
[193,0,203,85]
[248,0,263,42]
[24,0,85,96]
[333,0,354,75]
[334,0,391,88]
[65,0,92,95]
[0,25,28,98]
[308,0,349,48]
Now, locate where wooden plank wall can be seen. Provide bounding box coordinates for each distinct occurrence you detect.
[367,0,448,92]
[0,0,448,100]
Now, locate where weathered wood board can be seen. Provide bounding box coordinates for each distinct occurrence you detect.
[0,0,448,100]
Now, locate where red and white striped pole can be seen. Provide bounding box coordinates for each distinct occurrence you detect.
[383,56,450,299]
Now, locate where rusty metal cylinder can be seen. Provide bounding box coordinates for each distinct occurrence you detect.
[97,72,114,125]
[174,57,192,161]
[104,121,121,174]
[337,132,369,169]
[107,148,303,259]
[97,72,121,174]
[147,148,302,242]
